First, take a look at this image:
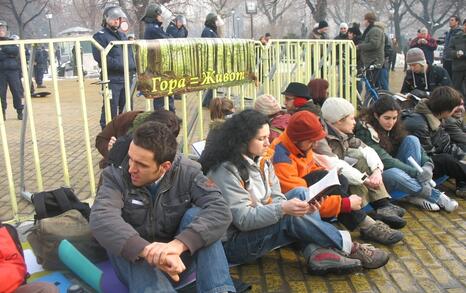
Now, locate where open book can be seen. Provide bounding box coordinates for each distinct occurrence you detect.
[191,140,206,157]
[307,168,341,204]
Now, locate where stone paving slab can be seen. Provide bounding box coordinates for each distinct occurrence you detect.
[0,74,465,292]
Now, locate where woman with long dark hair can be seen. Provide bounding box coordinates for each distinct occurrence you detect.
[200,109,389,274]
[355,96,457,212]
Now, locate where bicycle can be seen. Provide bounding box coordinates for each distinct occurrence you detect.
[356,64,394,109]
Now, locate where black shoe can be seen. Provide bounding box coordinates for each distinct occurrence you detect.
[372,206,406,229]
[2,110,5,120]
[17,112,23,120]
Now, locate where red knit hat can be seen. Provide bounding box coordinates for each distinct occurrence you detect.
[286,111,326,142]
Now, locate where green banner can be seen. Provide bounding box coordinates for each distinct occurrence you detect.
[137,38,255,98]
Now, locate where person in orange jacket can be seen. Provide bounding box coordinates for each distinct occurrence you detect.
[267,111,403,245]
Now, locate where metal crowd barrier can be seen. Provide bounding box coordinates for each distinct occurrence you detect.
[0,37,356,223]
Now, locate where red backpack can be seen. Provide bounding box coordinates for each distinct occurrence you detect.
[0,222,27,293]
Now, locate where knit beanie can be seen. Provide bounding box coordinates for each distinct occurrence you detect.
[317,20,329,30]
[321,97,355,124]
[286,111,326,142]
[254,94,281,116]
[406,48,426,66]
[340,22,348,29]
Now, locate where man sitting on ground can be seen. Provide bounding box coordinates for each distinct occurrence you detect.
[90,121,235,292]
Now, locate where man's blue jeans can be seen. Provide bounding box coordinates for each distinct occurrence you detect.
[223,187,352,265]
[108,207,235,293]
[100,82,126,129]
[382,135,440,202]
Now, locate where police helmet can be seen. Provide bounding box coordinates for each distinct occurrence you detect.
[141,3,163,22]
[0,20,8,29]
[175,15,187,26]
[10,34,19,40]
[102,6,127,27]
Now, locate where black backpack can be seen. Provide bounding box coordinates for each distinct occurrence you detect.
[32,187,91,221]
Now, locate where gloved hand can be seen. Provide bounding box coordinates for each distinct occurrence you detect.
[417,162,433,183]
[416,182,432,199]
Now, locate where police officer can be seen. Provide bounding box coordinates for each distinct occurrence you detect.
[34,46,48,88]
[201,13,221,107]
[0,20,24,120]
[166,15,188,38]
[141,3,175,112]
[92,6,136,129]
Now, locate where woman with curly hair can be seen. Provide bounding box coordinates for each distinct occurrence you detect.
[199,109,389,274]
[355,96,457,212]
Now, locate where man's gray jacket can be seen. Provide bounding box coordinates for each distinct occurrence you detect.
[90,153,232,261]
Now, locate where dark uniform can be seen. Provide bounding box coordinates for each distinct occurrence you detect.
[0,21,24,120]
[141,4,175,113]
[166,20,188,38]
[92,7,136,129]
[34,47,48,87]
[201,13,219,107]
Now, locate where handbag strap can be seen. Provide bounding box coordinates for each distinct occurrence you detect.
[33,193,48,219]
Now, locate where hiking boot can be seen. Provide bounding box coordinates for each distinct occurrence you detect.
[386,203,406,217]
[372,206,406,229]
[437,192,458,212]
[307,247,362,275]
[360,220,403,245]
[17,111,23,120]
[348,242,390,269]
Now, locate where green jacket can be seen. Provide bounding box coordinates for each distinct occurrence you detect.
[354,121,431,177]
[358,23,385,67]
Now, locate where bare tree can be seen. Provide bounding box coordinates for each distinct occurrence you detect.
[402,0,465,34]
[304,0,327,22]
[326,0,355,26]
[71,0,107,31]
[0,0,49,38]
[258,0,293,25]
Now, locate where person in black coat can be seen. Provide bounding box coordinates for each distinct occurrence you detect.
[0,20,24,120]
[201,13,221,107]
[403,86,466,199]
[92,6,136,129]
[141,3,176,113]
[34,46,48,88]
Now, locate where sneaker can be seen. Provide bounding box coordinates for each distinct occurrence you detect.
[307,247,362,275]
[360,220,404,245]
[372,206,406,229]
[348,242,390,269]
[455,186,466,199]
[405,196,440,211]
[437,192,458,212]
[17,111,23,120]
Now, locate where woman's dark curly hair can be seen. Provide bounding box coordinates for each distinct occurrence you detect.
[199,109,269,185]
[358,96,406,154]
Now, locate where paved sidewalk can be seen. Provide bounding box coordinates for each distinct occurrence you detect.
[0,74,465,292]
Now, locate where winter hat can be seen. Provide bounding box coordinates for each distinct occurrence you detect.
[286,111,326,142]
[340,22,348,29]
[321,97,355,124]
[282,82,312,99]
[406,48,427,66]
[254,94,281,116]
[317,20,329,30]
